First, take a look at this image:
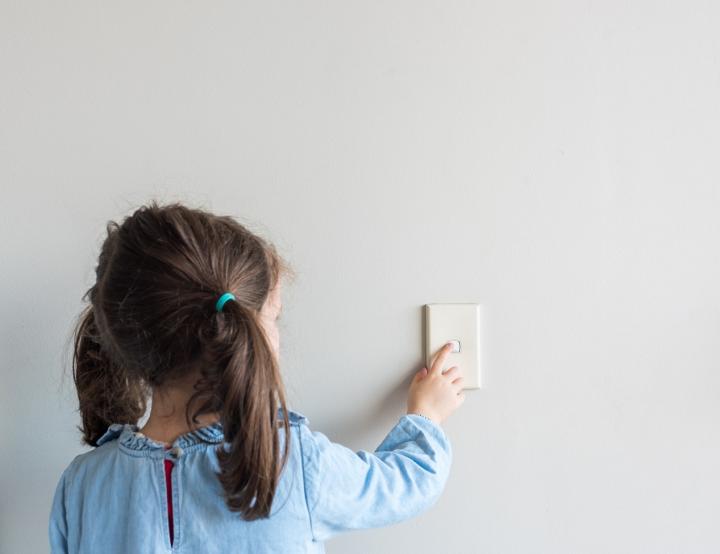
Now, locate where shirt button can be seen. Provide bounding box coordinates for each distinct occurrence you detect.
[169,446,183,458]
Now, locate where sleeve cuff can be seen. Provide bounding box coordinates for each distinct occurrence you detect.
[401,413,450,451]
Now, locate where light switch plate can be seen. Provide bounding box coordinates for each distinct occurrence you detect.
[424,303,482,389]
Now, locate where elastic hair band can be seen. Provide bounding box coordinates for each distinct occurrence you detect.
[215,292,236,312]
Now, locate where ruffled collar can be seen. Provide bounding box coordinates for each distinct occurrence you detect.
[96,420,224,452]
[95,407,308,453]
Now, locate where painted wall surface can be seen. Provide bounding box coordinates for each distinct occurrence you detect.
[2,2,719,552]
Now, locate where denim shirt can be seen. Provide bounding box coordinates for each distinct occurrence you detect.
[49,408,452,553]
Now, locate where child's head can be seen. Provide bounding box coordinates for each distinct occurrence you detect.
[71,199,295,520]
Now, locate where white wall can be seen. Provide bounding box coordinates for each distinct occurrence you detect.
[2,1,720,552]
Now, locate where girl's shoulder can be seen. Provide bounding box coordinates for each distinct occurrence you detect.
[281,407,310,427]
[56,408,311,485]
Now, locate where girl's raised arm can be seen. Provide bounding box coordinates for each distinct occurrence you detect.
[297,413,452,542]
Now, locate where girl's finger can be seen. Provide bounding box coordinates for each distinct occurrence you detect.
[442,366,460,378]
[429,343,454,374]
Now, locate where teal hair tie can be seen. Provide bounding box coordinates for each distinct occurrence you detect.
[215,292,236,312]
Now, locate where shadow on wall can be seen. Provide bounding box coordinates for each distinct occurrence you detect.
[317,305,430,444]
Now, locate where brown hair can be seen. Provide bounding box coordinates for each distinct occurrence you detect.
[70,199,296,520]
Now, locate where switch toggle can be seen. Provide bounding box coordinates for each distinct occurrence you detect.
[448,339,461,353]
[424,303,483,389]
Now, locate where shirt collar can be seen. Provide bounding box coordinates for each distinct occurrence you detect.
[95,407,308,452]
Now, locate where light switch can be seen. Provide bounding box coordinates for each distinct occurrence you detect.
[424,303,482,389]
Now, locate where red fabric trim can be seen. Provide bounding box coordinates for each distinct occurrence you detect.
[163,446,174,546]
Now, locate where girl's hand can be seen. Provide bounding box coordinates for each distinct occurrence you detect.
[406,342,466,425]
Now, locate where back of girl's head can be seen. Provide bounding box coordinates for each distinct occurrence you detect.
[70,199,296,520]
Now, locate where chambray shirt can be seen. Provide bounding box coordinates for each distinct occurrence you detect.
[48,408,452,553]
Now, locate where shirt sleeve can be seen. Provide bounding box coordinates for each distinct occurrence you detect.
[48,465,70,554]
[297,413,453,542]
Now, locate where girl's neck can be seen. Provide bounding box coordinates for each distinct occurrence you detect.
[138,377,221,446]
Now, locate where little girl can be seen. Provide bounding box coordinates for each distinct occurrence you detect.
[49,200,465,553]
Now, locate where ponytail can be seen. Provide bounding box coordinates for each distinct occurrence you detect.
[72,304,147,447]
[200,292,292,521]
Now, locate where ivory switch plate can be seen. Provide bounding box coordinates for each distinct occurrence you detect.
[424,303,482,389]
